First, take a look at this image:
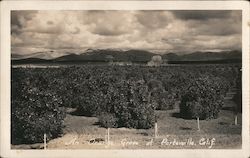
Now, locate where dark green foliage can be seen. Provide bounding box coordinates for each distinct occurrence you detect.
[233,68,242,113]
[11,64,240,144]
[180,76,225,120]
[11,69,66,144]
[98,112,118,128]
[157,91,176,110]
[93,79,155,129]
[117,79,155,129]
[67,66,156,129]
[233,91,242,113]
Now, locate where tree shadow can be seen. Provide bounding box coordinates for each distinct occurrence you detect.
[172,112,181,118]
[93,121,100,126]
[68,109,93,117]
[137,132,149,136]
[179,127,192,130]
[171,112,194,120]
[218,122,230,125]
[221,106,235,111]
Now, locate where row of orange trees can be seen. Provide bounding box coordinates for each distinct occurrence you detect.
[11,65,240,144]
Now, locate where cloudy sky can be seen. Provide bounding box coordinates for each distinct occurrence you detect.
[11,10,242,55]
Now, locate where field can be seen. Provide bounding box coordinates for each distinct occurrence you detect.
[46,109,241,149]
[11,64,242,149]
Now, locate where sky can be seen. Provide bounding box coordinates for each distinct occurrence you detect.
[11,10,242,55]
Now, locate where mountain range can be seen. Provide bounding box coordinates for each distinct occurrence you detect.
[11,49,242,64]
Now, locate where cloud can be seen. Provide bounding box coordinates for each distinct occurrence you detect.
[172,10,233,20]
[47,21,54,25]
[11,11,38,28]
[81,11,136,36]
[135,11,173,29]
[186,18,241,36]
[11,11,38,34]
[11,10,242,55]
[71,27,80,34]
[91,25,127,36]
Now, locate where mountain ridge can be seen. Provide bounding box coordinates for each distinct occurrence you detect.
[11,49,242,64]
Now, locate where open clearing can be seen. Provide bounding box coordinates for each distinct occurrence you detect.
[46,99,241,149]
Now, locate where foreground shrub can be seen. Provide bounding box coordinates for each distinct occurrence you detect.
[11,65,238,135]
[110,79,155,129]
[233,69,242,113]
[179,76,224,120]
[11,70,66,144]
[74,75,116,116]
[233,91,242,113]
[72,68,156,129]
[97,112,118,128]
[94,79,156,129]
[157,91,176,110]
[147,79,175,110]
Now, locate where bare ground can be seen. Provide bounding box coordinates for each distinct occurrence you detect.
[47,100,242,149]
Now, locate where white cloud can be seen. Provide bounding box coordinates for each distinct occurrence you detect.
[11,10,242,55]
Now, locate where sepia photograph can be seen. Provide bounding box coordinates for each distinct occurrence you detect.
[1,1,249,158]
[10,9,243,149]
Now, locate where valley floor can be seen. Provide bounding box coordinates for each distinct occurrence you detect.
[46,100,241,149]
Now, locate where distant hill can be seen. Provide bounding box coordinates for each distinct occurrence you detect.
[54,49,155,63]
[181,50,241,61]
[11,49,242,65]
[11,53,24,59]
[162,53,180,61]
[11,58,51,64]
[162,50,241,62]
[12,51,73,60]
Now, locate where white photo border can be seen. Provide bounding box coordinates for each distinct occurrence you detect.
[1,1,249,158]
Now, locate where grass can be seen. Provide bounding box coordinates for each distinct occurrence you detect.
[47,99,242,149]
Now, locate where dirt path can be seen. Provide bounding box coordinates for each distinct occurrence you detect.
[46,107,241,149]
